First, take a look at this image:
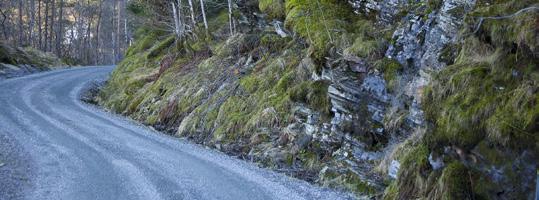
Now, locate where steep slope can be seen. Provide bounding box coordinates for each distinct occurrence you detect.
[0,41,66,79]
[97,0,538,198]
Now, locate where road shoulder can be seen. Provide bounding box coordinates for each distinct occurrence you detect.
[0,129,35,200]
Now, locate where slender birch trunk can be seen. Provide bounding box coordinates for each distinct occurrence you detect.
[199,0,208,30]
[187,0,196,28]
[228,0,234,34]
[171,1,180,37]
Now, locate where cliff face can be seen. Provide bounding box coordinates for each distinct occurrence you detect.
[97,0,538,198]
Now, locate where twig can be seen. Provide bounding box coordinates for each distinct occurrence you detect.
[472,6,539,34]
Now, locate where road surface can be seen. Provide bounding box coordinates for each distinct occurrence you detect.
[0,66,354,200]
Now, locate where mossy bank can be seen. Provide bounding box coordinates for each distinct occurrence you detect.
[0,41,66,79]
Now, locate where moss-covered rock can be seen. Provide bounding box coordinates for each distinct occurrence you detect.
[0,41,66,78]
[374,58,402,92]
[259,0,285,19]
[99,0,539,199]
[384,1,538,199]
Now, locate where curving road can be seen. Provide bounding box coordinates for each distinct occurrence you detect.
[0,66,354,200]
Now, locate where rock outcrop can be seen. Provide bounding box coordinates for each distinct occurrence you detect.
[97,0,538,199]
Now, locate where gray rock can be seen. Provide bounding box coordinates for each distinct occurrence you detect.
[428,153,444,170]
[387,0,476,70]
[388,160,400,179]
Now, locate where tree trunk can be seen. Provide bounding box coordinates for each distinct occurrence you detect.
[122,0,129,46]
[112,0,116,64]
[228,0,234,35]
[124,17,129,46]
[56,0,63,56]
[44,0,49,51]
[85,17,92,64]
[95,0,102,65]
[0,9,7,40]
[116,0,121,63]
[187,0,196,29]
[70,15,75,59]
[38,0,42,50]
[49,0,55,52]
[18,0,24,46]
[171,1,180,37]
[75,2,83,61]
[178,0,184,33]
[29,0,36,47]
[199,0,208,30]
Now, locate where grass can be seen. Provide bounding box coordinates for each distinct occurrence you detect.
[259,0,285,19]
[284,0,358,59]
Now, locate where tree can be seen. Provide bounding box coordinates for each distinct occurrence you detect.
[0,0,131,65]
[187,0,196,28]
[56,0,64,56]
[50,0,55,52]
[0,8,7,40]
[199,0,208,30]
[227,0,233,34]
[18,0,24,45]
[44,0,49,51]
[38,0,42,49]
[29,0,36,47]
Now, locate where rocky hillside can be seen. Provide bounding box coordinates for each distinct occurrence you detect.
[97,0,538,199]
[0,41,66,79]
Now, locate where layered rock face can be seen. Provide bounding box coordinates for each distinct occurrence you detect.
[351,0,538,199]
[98,0,538,198]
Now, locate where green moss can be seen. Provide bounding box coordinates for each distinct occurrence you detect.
[438,162,472,199]
[214,96,252,142]
[345,172,377,195]
[147,35,175,59]
[240,75,260,93]
[401,144,429,169]
[385,143,431,199]
[214,34,261,57]
[260,33,292,52]
[0,41,63,67]
[374,58,402,92]
[126,31,161,56]
[290,80,331,116]
[259,0,285,19]
[320,168,377,195]
[275,71,296,93]
[284,153,294,166]
[289,81,309,102]
[146,115,158,125]
[427,0,443,12]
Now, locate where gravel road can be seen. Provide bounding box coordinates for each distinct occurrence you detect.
[0,66,356,200]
